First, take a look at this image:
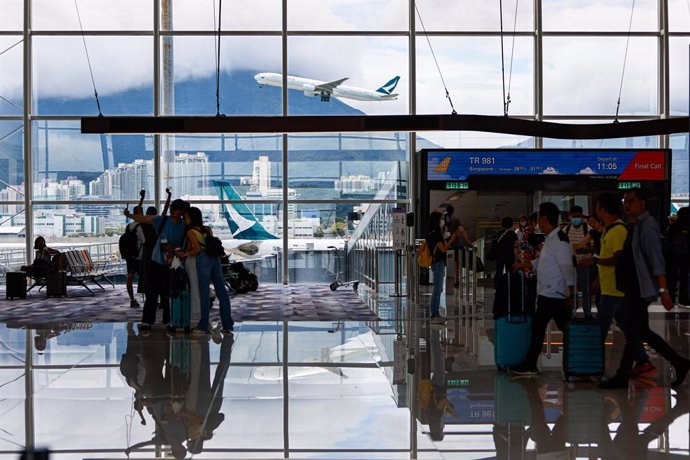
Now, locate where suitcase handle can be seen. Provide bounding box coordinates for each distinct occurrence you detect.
[507,270,526,324]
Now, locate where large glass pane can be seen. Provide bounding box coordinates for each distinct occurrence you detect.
[543,37,658,116]
[33,36,153,116]
[287,36,408,115]
[171,0,281,31]
[669,38,690,116]
[0,37,23,116]
[0,120,24,189]
[31,203,121,242]
[416,36,533,116]
[33,0,152,30]
[413,0,533,31]
[166,36,281,115]
[542,0,657,31]
[541,126,659,149]
[668,0,690,32]
[31,120,154,201]
[417,131,534,149]
[0,1,22,30]
[288,0,408,31]
[670,134,690,203]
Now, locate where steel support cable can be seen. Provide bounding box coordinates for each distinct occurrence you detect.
[0,38,23,57]
[499,0,520,117]
[73,0,103,117]
[506,0,520,116]
[414,2,457,115]
[215,0,224,117]
[615,0,637,123]
[499,0,507,116]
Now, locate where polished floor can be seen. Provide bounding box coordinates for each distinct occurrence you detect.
[1,282,690,459]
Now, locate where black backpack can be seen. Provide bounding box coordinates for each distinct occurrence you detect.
[226,262,258,293]
[204,235,225,257]
[119,224,140,260]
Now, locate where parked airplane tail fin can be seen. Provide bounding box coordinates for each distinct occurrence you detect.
[212,180,279,240]
[376,76,400,95]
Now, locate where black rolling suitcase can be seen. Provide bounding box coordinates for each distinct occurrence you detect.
[46,271,67,297]
[563,257,604,380]
[6,272,27,299]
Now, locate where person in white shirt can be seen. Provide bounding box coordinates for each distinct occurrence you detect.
[510,202,575,376]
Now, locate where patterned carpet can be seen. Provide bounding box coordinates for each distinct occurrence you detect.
[0,283,379,325]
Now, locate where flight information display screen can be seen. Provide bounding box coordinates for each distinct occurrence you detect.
[426,149,667,182]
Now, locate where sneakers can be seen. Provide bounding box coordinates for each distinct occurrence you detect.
[598,374,629,389]
[129,299,140,308]
[430,316,446,324]
[139,323,151,331]
[630,361,657,378]
[509,363,540,376]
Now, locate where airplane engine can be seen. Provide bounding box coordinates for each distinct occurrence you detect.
[302,84,316,96]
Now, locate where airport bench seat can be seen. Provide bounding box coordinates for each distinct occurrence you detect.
[27,249,115,296]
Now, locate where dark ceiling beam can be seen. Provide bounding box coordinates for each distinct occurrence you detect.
[81,114,690,140]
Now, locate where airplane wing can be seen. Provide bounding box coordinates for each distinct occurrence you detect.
[315,77,349,92]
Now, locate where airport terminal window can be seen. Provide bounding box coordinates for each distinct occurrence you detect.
[171,0,282,31]
[542,37,658,116]
[414,0,534,32]
[0,121,23,188]
[668,0,690,32]
[542,0,658,32]
[0,1,22,30]
[32,36,154,116]
[32,0,152,30]
[417,132,535,150]
[31,121,154,203]
[669,37,690,116]
[287,36,408,116]
[0,38,22,116]
[168,36,282,116]
[541,132,659,149]
[288,0,408,31]
[415,37,534,116]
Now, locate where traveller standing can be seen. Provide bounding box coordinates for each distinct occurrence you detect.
[125,195,190,332]
[426,211,462,324]
[443,205,472,287]
[510,202,574,376]
[124,205,145,308]
[176,209,234,334]
[599,188,690,389]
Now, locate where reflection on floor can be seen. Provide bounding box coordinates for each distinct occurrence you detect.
[1,284,690,458]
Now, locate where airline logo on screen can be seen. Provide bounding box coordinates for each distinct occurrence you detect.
[433,157,452,173]
[618,150,665,181]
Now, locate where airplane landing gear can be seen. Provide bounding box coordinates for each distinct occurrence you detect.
[320,91,331,102]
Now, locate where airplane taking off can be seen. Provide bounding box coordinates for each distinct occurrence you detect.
[254,72,400,102]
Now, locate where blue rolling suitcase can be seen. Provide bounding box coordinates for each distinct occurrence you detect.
[494,271,532,370]
[562,257,604,380]
[170,290,191,333]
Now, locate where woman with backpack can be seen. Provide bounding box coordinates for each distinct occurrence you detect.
[426,211,461,324]
[176,207,234,335]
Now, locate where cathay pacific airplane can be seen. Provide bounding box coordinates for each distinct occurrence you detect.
[254,72,400,102]
[211,179,344,261]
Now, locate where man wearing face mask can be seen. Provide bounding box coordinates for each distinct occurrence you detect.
[564,206,592,319]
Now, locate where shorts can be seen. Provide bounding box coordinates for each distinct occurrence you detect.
[126,258,140,274]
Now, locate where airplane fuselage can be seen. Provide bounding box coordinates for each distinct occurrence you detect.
[254,72,397,102]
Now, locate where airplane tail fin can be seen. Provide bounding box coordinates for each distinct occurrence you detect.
[376,76,400,95]
[212,180,279,240]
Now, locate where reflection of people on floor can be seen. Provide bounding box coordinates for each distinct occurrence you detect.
[600,385,690,459]
[121,323,234,458]
[418,328,456,441]
[515,378,568,457]
[187,332,234,454]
